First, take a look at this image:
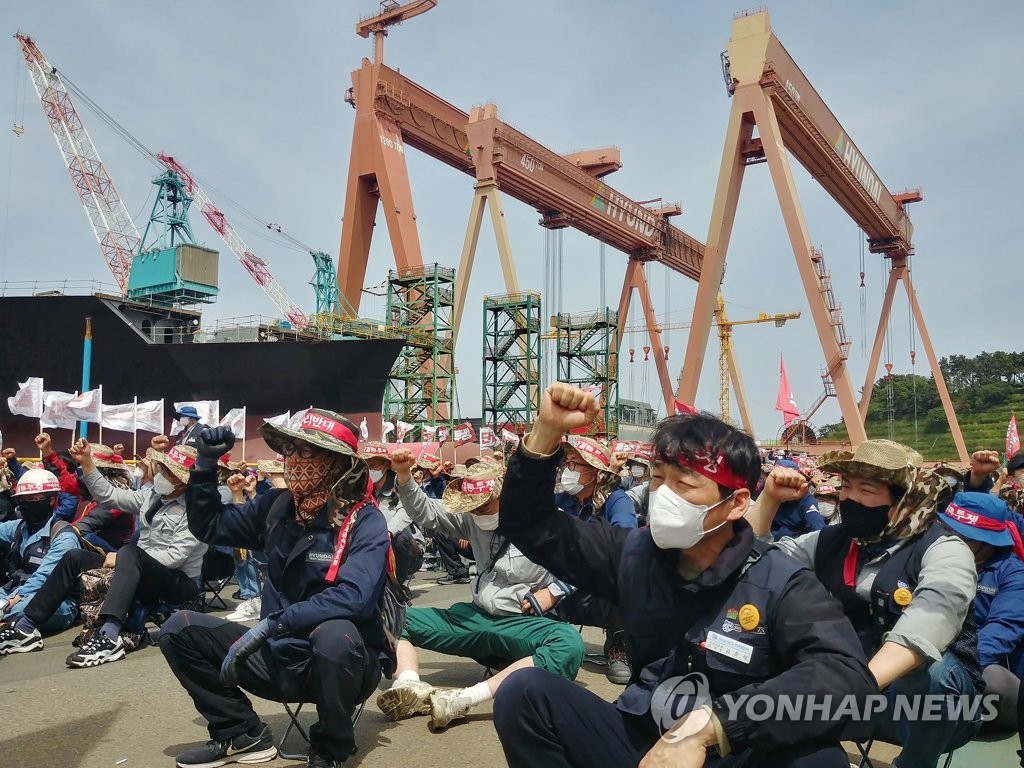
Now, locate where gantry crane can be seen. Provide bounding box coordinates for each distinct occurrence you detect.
[357,0,437,64]
[16,33,140,296]
[623,297,799,435]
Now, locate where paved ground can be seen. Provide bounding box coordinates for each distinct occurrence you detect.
[1,578,1017,768]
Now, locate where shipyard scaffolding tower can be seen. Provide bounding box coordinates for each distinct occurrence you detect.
[482,292,542,433]
[556,309,619,438]
[384,264,455,426]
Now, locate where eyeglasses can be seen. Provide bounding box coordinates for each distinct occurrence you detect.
[562,460,586,472]
[279,442,322,459]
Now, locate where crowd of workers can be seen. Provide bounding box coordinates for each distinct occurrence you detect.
[1,392,1023,768]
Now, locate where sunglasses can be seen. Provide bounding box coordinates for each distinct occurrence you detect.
[279,442,323,459]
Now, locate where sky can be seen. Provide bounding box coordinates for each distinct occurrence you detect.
[2,0,1022,439]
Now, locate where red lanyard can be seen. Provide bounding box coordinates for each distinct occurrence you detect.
[324,500,367,583]
[843,540,859,588]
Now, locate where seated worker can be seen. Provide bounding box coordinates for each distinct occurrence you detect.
[4,435,82,522]
[811,480,840,524]
[0,469,82,644]
[72,443,136,553]
[377,452,584,730]
[767,458,826,540]
[0,442,206,666]
[493,383,877,768]
[161,411,392,768]
[361,441,424,592]
[939,492,1024,732]
[753,442,982,768]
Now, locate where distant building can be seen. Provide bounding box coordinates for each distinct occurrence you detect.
[617,398,657,442]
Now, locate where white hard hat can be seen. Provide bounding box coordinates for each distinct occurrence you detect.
[13,468,60,497]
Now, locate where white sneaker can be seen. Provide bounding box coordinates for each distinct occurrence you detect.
[376,679,436,721]
[429,689,472,729]
[225,597,262,622]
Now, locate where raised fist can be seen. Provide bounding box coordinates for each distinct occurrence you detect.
[112,443,125,455]
[611,450,629,474]
[539,383,600,435]
[970,450,1001,478]
[197,427,235,458]
[226,473,246,494]
[3,447,17,461]
[391,448,416,477]
[243,474,258,497]
[34,433,52,455]
[763,466,809,504]
[151,434,171,453]
[69,438,91,464]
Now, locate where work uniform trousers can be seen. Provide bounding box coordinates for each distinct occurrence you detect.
[428,530,472,578]
[403,602,584,680]
[24,543,198,629]
[494,667,851,768]
[158,611,381,763]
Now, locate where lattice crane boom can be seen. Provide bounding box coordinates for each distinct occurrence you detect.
[16,33,141,296]
[156,153,308,329]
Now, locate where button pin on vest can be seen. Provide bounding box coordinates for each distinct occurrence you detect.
[893,588,913,607]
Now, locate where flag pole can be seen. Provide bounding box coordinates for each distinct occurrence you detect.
[241,406,247,463]
[79,318,92,440]
[98,384,104,445]
[132,396,138,459]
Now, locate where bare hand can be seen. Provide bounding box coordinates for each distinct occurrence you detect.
[391,448,416,480]
[611,451,629,474]
[140,457,153,484]
[2,447,16,461]
[243,474,258,497]
[151,434,171,452]
[226,473,246,494]
[970,450,1001,477]
[639,735,708,768]
[102,552,117,569]
[763,467,809,504]
[3,594,22,613]
[528,383,600,454]
[35,432,52,456]
[521,587,557,615]
[112,444,125,455]
[69,438,91,465]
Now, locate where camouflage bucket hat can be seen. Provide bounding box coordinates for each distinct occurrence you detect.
[442,461,504,515]
[259,409,360,459]
[818,440,926,491]
[257,457,285,475]
[147,445,198,485]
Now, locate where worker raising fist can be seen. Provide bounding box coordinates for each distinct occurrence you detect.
[525,383,601,456]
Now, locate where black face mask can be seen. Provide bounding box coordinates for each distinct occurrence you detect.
[18,499,54,527]
[839,498,891,539]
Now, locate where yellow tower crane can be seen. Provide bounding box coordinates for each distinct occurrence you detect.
[623,296,800,435]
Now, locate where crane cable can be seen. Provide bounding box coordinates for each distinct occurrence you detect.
[907,250,919,448]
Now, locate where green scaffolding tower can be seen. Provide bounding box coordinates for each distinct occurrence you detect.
[482,292,542,433]
[556,309,619,438]
[384,264,455,427]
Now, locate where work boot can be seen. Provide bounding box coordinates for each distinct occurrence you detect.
[604,631,631,685]
[377,679,435,721]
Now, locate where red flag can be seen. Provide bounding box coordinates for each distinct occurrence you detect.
[1007,415,1020,457]
[775,356,801,425]
[453,422,476,446]
[674,399,698,415]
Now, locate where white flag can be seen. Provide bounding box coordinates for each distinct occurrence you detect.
[41,390,78,429]
[396,420,415,442]
[101,401,137,432]
[264,411,291,427]
[288,408,309,429]
[381,420,395,441]
[219,407,247,439]
[501,428,520,446]
[136,400,164,433]
[479,426,499,449]
[421,424,437,443]
[7,377,44,418]
[359,417,369,441]
[67,387,102,423]
[171,400,220,434]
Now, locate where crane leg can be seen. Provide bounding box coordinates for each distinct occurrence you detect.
[373,118,424,275]
[453,186,489,341]
[860,265,902,418]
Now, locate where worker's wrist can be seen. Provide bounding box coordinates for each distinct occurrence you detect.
[524,424,562,456]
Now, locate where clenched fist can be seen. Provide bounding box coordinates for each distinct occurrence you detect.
[151,434,171,452]
[527,383,601,455]
[391,448,416,482]
[970,450,1001,478]
[34,432,52,456]
[762,466,809,504]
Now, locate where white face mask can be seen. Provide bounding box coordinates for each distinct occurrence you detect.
[369,469,385,484]
[471,511,500,530]
[177,418,193,429]
[630,465,646,479]
[817,501,836,519]
[648,484,733,551]
[557,468,584,496]
[152,473,177,497]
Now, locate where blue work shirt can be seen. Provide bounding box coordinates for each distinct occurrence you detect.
[770,494,826,541]
[555,488,638,529]
[0,515,80,631]
[975,548,1024,675]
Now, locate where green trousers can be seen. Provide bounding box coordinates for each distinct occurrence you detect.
[402,601,585,680]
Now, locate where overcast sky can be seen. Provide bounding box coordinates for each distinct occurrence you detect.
[2,1,1021,438]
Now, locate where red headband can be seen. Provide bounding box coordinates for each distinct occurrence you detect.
[944,503,1024,560]
[461,478,498,495]
[92,450,124,464]
[568,437,610,467]
[301,412,358,450]
[362,444,390,457]
[675,451,748,491]
[167,447,196,469]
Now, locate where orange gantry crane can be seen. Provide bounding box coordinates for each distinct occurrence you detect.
[677,10,966,462]
[338,2,706,415]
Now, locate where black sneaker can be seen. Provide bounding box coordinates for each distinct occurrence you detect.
[65,632,126,668]
[307,753,341,768]
[436,574,471,585]
[0,623,43,654]
[175,724,277,767]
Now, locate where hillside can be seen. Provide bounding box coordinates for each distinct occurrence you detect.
[819,352,1024,461]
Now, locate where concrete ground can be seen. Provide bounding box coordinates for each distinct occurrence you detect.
[1,578,1018,768]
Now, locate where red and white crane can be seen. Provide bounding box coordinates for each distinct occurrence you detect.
[157,153,309,329]
[16,33,140,295]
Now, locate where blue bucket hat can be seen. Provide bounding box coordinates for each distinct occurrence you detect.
[174,405,201,420]
[940,492,1021,554]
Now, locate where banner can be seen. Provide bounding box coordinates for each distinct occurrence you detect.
[501,428,520,446]
[775,356,800,425]
[359,417,369,442]
[136,400,164,433]
[479,426,499,449]
[381,420,395,441]
[674,399,698,416]
[436,426,449,444]
[395,421,413,442]
[453,422,476,446]
[67,387,103,424]
[101,400,137,432]
[171,400,220,434]
[41,390,78,430]
[1008,415,1021,458]
[220,407,247,439]
[8,377,44,418]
